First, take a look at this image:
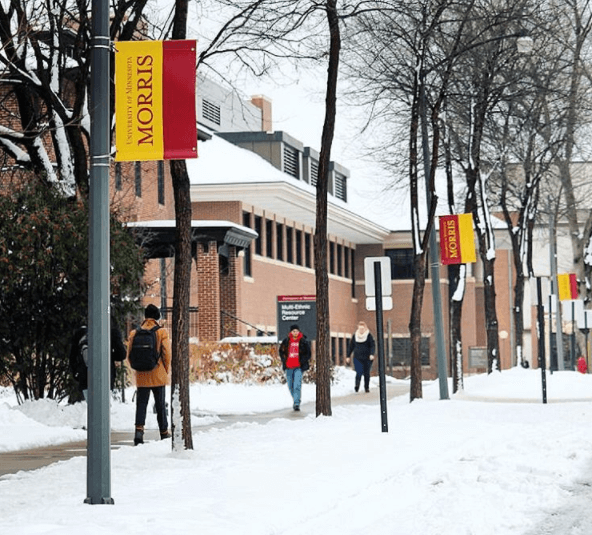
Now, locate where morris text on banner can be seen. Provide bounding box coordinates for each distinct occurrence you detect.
[439,214,476,265]
[115,40,197,161]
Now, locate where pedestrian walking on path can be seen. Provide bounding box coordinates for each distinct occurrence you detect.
[346,321,376,393]
[279,324,311,411]
[127,304,172,445]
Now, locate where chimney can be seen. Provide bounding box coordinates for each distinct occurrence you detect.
[250,94,272,132]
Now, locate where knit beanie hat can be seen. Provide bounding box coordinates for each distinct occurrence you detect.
[145,304,161,320]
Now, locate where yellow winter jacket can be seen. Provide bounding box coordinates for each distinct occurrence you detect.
[127,318,171,387]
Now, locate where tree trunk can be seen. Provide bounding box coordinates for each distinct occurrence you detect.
[169,160,193,450]
[314,0,340,417]
[409,254,426,401]
[408,70,424,402]
[449,264,464,393]
[169,0,193,450]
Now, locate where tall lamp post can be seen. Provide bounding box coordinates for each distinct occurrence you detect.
[85,0,113,505]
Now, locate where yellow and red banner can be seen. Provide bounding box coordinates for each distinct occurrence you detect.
[439,213,476,265]
[115,40,197,161]
[557,273,578,301]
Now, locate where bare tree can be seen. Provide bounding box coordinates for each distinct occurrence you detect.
[197,0,385,415]
[0,1,151,194]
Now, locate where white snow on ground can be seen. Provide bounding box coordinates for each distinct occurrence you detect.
[1,366,592,535]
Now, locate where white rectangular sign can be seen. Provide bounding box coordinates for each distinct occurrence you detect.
[364,257,392,297]
[366,296,393,311]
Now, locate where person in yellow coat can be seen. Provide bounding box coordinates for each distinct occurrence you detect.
[127,304,172,445]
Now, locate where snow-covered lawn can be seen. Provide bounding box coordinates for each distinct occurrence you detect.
[1,366,592,535]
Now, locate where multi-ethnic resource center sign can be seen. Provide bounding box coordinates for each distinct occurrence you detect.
[277,295,317,342]
[114,40,198,161]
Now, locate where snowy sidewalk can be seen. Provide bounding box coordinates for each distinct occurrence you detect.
[0,380,409,476]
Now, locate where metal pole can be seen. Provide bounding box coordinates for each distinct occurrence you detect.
[536,277,547,404]
[548,293,556,373]
[419,76,449,400]
[549,213,564,370]
[85,0,113,505]
[387,318,392,376]
[571,301,576,370]
[373,261,388,433]
[586,313,590,373]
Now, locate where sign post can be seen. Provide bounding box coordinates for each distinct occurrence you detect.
[577,308,592,373]
[364,257,392,432]
[532,277,548,404]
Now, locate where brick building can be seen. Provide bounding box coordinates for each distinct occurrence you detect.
[114,75,525,381]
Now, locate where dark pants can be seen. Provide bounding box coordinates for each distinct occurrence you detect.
[354,358,373,390]
[135,386,168,432]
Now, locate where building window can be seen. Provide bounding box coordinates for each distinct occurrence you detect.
[334,173,347,202]
[254,216,262,255]
[115,162,122,191]
[305,233,312,268]
[391,337,430,367]
[276,222,284,261]
[296,230,303,266]
[351,249,356,298]
[203,99,221,125]
[283,145,299,178]
[266,219,274,258]
[344,246,350,278]
[286,227,294,264]
[385,248,416,280]
[337,244,343,276]
[157,161,165,205]
[242,212,252,276]
[329,241,335,274]
[310,160,319,186]
[135,161,142,197]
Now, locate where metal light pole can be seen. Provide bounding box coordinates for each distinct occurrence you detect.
[419,72,449,400]
[85,0,113,505]
[549,212,564,370]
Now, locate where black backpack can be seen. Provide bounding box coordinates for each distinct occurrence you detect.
[129,325,161,371]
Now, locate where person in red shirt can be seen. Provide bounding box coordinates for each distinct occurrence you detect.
[279,324,311,411]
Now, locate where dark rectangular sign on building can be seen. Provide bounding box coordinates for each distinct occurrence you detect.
[276,295,317,342]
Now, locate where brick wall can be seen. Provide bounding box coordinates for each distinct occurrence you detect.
[220,246,239,337]
[197,240,221,341]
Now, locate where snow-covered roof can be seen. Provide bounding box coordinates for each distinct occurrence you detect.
[186,134,391,245]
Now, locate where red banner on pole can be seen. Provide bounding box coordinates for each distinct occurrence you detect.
[115,40,197,161]
[557,273,578,301]
[439,214,476,265]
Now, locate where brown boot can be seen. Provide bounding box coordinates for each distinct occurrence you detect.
[160,430,171,440]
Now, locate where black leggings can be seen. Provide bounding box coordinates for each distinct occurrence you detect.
[135,385,168,432]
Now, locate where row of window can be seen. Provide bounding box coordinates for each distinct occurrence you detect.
[331,336,430,367]
[114,161,166,206]
[241,211,356,281]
